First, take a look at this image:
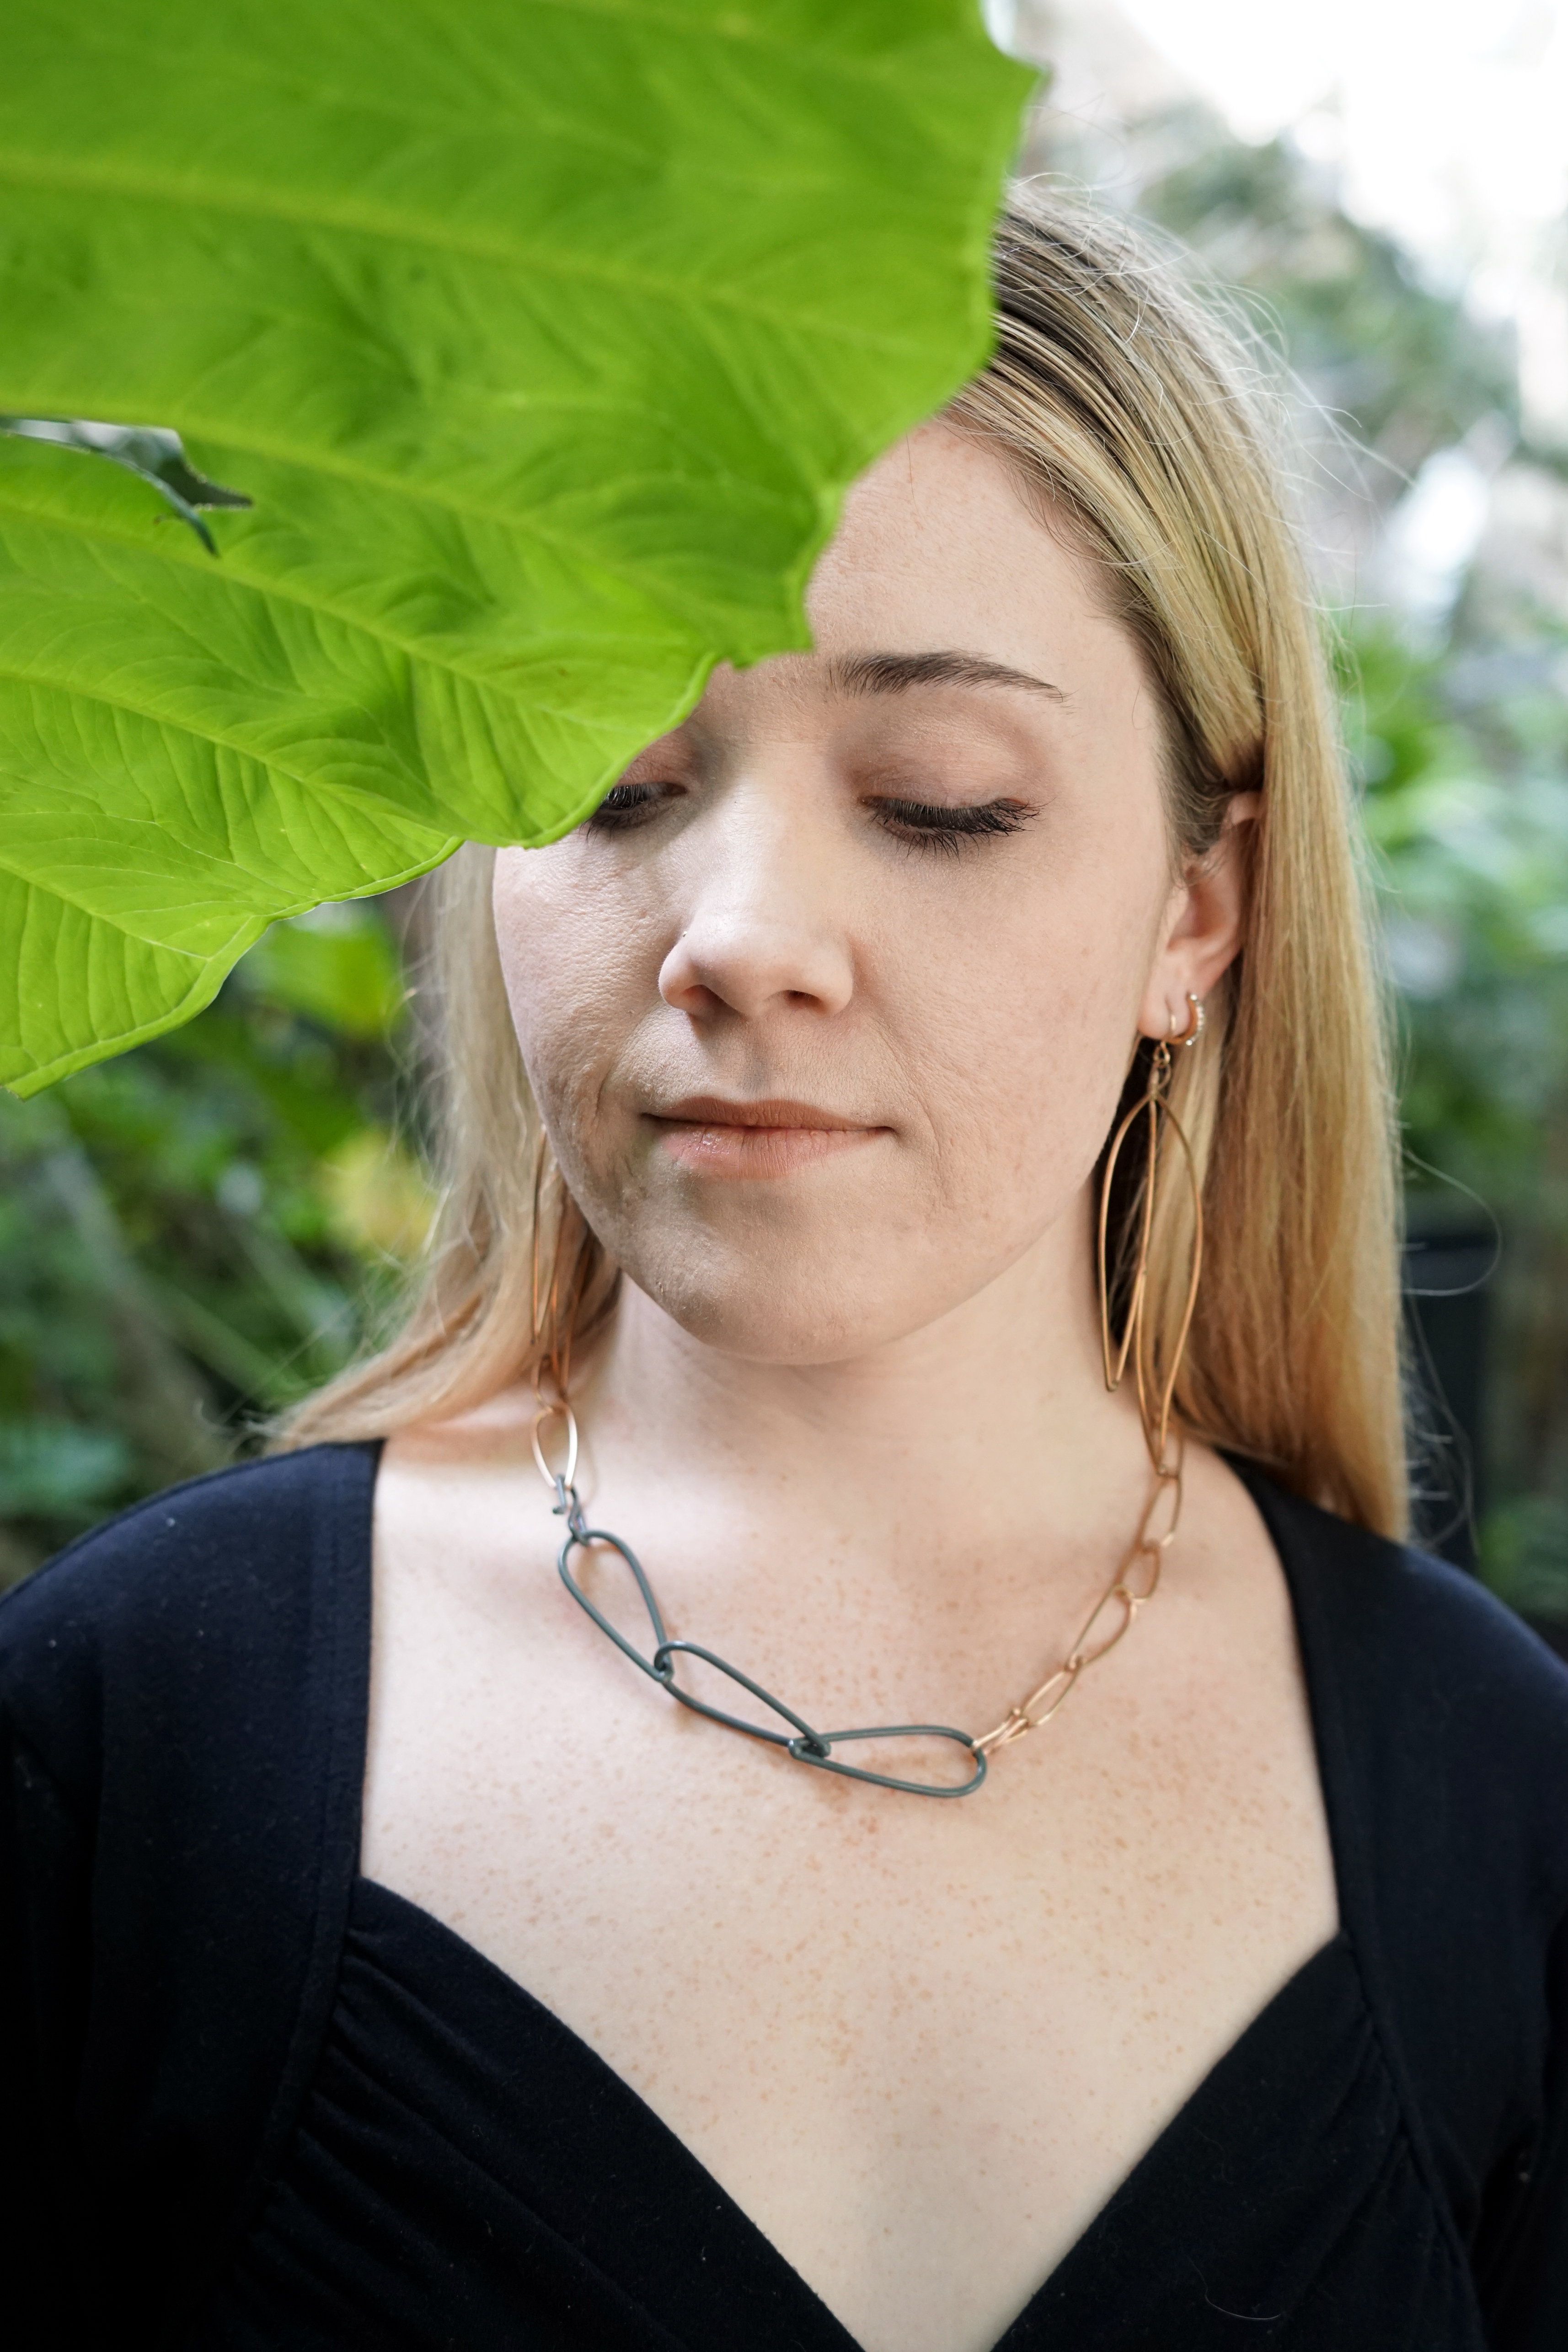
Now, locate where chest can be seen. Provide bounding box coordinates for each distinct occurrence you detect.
[361,1478,1338,2352]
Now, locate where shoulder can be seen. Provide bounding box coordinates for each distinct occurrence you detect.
[1239,1466,1568,1806]
[0,1444,380,2334]
[1242,1467,1568,1913]
[0,1443,378,1800]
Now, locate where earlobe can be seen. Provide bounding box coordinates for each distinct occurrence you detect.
[1137,794,1259,1039]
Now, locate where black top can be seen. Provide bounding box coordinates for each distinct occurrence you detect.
[1,1446,1566,2351]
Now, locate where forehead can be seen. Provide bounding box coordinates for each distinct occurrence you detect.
[805,423,1102,663]
[682,425,1142,736]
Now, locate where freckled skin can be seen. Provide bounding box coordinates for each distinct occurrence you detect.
[364,426,1338,2352]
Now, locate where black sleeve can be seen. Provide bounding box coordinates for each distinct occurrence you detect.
[1241,1468,1568,2351]
[0,1718,93,2333]
[0,1443,375,2347]
[1474,1914,1568,2352]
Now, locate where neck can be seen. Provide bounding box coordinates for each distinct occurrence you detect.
[576,1189,1156,1574]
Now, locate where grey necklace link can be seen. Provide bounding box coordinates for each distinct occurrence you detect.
[533,1402,1179,1800]
[544,1459,985,1796]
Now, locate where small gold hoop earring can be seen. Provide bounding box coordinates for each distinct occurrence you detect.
[1097,1015,1206,1470]
[1170,992,1205,1048]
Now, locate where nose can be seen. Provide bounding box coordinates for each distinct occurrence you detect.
[657,796,855,1023]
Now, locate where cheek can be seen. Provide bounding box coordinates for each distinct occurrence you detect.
[900,873,1149,1238]
[490,848,655,1142]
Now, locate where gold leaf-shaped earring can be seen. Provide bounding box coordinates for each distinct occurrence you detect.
[1097,996,1205,1469]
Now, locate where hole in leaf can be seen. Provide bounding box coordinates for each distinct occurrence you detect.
[0,416,251,553]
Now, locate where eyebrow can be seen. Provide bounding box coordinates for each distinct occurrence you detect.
[827,650,1067,703]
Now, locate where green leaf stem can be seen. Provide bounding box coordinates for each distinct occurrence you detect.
[0,0,1031,1094]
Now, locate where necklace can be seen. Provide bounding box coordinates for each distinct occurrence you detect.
[532,1401,1182,1798]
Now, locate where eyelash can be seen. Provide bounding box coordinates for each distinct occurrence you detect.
[587,783,1034,857]
[586,782,672,832]
[868,795,1035,857]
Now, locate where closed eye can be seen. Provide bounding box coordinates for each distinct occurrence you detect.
[585,779,683,832]
[865,796,1037,856]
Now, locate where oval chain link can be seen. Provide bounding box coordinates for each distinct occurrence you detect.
[532,1401,1180,1795]
[971,1452,1181,1757]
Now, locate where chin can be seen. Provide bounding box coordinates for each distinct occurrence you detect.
[612,1221,975,1365]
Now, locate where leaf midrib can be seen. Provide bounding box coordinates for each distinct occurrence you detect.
[0,649,439,817]
[0,407,781,646]
[0,151,954,359]
[0,483,703,729]
[16,0,930,149]
[0,821,456,954]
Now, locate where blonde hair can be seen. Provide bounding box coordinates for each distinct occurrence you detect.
[281,191,1407,1539]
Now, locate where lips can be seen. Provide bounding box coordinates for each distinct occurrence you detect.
[655,1095,865,1130]
[646,1095,886,1178]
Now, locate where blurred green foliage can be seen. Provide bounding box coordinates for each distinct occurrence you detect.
[1350,625,1568,1201]
[0,902,430,1584]
[1348,621,1568,1608]
[1138,124,1516,468]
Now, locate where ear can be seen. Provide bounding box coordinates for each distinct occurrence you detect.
[1136,795,1259,1040]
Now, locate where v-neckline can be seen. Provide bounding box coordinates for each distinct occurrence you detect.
[349,1450,1381,2352]
[353,1876,1360,2352]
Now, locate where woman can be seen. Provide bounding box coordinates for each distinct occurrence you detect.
[2,196,1564,2352]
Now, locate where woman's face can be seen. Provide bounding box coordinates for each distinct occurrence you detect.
[494,424,1232,1364]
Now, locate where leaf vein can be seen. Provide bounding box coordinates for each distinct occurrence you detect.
[0,152,951,357]
[0,489,691,734]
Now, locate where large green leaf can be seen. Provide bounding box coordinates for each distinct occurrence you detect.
[0,0,1031,1095]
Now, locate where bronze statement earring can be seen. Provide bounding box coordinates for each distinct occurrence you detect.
[1097,994,1206,1471]
[530,1136,592,1406]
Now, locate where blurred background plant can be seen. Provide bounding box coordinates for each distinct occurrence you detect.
[0,897,433,1583]
[5,0,1568,1626]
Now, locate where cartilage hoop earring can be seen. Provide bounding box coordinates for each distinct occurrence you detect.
[1170,992,1205,1048]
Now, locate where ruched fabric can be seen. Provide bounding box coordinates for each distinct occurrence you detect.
[198,1881,1478,2352]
